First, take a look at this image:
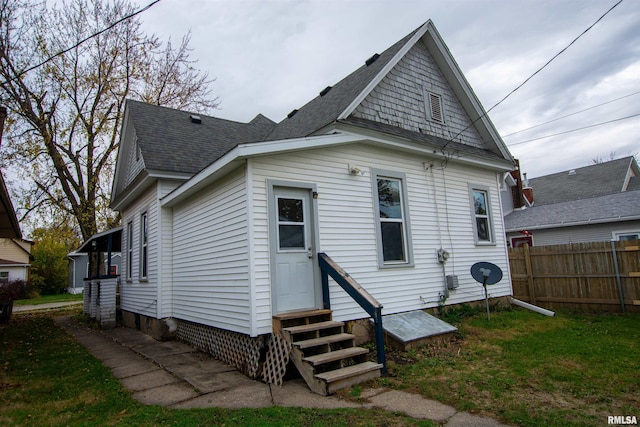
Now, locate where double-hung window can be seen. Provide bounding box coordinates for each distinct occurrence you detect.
[372,169,413,267]
[140,212,148,279]
[126,221,133,280]
[470,186,495,244]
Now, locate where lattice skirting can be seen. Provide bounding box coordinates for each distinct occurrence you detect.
[262,333,291,386]
[175,319,292,384]
[176,319,267,379]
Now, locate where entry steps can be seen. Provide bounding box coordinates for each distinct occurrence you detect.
[273,309,382,395]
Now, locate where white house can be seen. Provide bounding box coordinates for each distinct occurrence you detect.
[109,20,515,393]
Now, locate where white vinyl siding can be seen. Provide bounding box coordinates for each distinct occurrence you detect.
[250,143,511,326]
[118,184,159,317]
[171,166,251,335]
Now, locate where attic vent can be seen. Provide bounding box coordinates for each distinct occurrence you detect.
[319,86,332,97]
[427,92,444,123]
[287,109,298,119]
[568,169,576,175]
[189,114,202,124]
[365,53,380,66]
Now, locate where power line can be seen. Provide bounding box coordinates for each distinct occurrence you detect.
[443,0,625,149]
[502,91,640,138]
[507,113,639,146]
[0,0,161,87]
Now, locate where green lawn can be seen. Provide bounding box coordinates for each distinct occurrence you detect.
[0,309,432,427]
[374,308,640,427]
[13,293,83,306]
[2,307,638,426]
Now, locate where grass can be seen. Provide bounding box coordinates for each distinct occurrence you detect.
[0,309,433,427]
[2,305,638,426]
[373,307,640,427]
[13,293,83,306]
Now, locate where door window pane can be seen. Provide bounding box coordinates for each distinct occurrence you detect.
[277,196,306,251]
[278,198,303,222]
[279,225,305,249]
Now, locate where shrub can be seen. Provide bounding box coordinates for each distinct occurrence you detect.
[0,279,35,300]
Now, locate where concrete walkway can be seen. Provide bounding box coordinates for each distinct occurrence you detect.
[13,300,83,313]
[55,316,511,426]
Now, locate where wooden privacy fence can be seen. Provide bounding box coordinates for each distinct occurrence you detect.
[509,241,640,313]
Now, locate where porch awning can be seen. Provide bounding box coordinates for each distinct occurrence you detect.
[76,227,123,253]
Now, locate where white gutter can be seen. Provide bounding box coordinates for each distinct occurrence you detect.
[510,297,555,317]
[160,133,364,207]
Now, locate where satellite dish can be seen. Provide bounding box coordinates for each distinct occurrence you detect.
[470,262,503,285]
[470,262,503,320]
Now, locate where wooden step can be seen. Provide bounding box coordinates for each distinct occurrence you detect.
[302,346,368,366]
[273,309,332,321]
[315,361,383,394]
[294,333,355,349]
[283,320,344,335]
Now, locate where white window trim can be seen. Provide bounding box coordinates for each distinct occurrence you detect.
[425,90,445,124]
[126,221,133,281]
[140,212,148,280]
[613,230,640,241]
[371,168,414,268]
[469,184,496,245]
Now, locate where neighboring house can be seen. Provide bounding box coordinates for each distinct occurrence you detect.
[68,248,121,295]
[109,21,515,392]
[0,106,30,286]
[504,156,640,247]
[0,238,32,283]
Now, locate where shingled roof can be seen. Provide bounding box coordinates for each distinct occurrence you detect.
[127,100,276,175]
[264,28,419,142]
[504,189,640,232]
[527,156,638,206]
[115,19,514,210]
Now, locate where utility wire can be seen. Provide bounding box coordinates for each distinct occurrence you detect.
[507,113,639,146]
[443,0,625,149]
[0,0,161,86]
[502,90,640,138]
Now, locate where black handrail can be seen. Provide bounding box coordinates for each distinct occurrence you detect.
[318,252,386,374]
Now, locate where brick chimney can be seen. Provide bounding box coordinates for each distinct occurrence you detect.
[522,172,533,205]
[510,160,523,208]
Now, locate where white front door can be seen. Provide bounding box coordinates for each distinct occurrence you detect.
[272,187,316,313]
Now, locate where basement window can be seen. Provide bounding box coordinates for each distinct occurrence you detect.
[426,91,445,123]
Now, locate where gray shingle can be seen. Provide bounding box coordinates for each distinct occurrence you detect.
[263,28,419,142]
[504,189,640,231]
[127,101,275,175]
[527,157,634,206]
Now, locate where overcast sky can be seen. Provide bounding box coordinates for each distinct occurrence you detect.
[139,0,639,178]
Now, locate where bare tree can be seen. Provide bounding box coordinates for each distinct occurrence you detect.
[0,0,218,240]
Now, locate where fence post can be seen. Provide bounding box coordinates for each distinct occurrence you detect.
[523,244,536,305]
[611,240,625,313]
